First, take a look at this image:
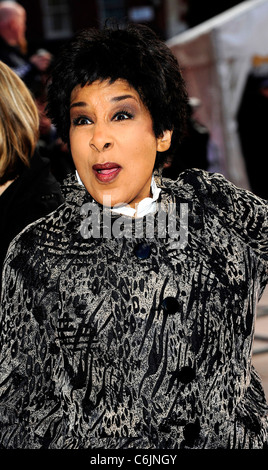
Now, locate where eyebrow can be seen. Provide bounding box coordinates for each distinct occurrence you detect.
[70,94,137,109]
[70,101,87,110]
[111,94,136,102]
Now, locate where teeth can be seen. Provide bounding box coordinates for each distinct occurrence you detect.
[97,168,116,172]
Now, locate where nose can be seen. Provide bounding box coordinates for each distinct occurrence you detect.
[89,122,113,153]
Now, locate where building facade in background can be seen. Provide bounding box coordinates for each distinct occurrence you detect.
[0,0,245,55]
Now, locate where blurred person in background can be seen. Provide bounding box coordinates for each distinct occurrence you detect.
[0,60,64,287]
[34,79,75,183]
[0,1,51,94]
[0,1,74,183]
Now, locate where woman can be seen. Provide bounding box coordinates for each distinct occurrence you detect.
[0,24,267,449]
[0,61,64,283]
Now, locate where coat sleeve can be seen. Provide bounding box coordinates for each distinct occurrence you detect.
[176,169,268,298]
[0,234,63,449]
[205,172,267,261]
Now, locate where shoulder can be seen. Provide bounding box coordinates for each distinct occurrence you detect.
[6,172,87,246]
[1,197,80,295]
[163,168,267,214]
[163,168,267,264]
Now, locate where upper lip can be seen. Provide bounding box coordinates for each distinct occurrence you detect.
[92,162,121,170]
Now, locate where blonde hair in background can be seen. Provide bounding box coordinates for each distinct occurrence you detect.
[0,61,39,183]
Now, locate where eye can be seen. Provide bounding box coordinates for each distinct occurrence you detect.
[72,116,92,126]
[112,110,133,121]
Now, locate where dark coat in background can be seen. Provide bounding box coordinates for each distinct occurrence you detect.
[0,149,64,280]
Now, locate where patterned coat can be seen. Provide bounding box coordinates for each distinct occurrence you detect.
[0,169,267,449]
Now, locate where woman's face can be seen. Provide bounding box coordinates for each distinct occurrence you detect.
[69,79,172,208]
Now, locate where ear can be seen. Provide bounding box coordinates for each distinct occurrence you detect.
[156,129,173,152]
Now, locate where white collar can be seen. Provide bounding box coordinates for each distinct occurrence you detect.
[75,170,161,217]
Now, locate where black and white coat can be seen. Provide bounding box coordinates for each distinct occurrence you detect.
[0,169,267,449]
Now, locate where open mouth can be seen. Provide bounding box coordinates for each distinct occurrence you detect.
[93,162,122,183]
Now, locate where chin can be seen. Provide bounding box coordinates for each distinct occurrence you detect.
[96,192,124,208]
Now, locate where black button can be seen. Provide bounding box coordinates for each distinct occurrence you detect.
[183,419,201,444]
[159,423,171,433]
[49,342,60,355]
[133,242,151,259]
[177,366,196,384]
[161,297,180,314]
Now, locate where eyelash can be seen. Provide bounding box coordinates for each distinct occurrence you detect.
[113,110,134,121]
[72,116,91,126]
[72,110,134,126]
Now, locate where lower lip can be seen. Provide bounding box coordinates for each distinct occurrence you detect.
[93,167,122,183]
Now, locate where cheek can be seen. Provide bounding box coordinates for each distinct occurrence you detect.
[70,134,87,161]
[134,134,158,166]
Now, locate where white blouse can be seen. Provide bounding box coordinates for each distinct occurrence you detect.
[76,170,161,218]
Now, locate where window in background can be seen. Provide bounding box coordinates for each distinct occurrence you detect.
[98,0,126,25]
[40,0,72,39]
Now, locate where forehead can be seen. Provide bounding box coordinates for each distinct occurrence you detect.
[70,79,141,105]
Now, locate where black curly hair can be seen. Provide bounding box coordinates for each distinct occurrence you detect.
[46,22,189,169]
